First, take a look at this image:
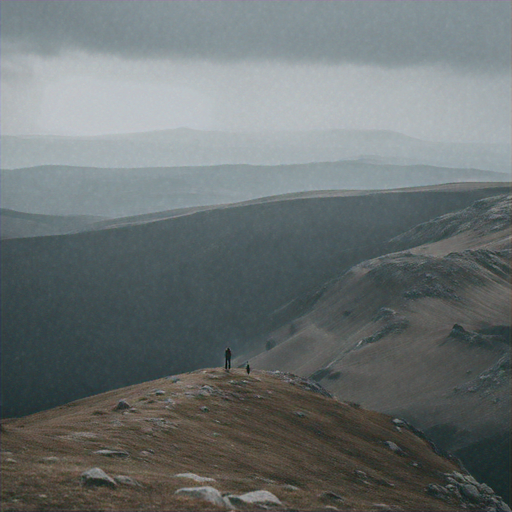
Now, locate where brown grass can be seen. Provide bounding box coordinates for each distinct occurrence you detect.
[1,369,468,511]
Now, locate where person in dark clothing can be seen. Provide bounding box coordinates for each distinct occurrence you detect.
[225,347,232,370]
[246,362,251,375]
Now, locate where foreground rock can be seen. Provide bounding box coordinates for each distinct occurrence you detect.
[174,486,226,508]
[226,490,282,507]
[80,467,117,488]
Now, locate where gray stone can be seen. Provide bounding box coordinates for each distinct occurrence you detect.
[175,473,216,483]
[426,484,449,497]
[39,456,59,463]
[459,483,482,502]
[154,389,165,396]
[114,475,141,486]
[384,441,404,455]
[282,484,300,491]
[392,418,406,426]
[354,470,368,480]
[113,399,131,411]
[478,483,495,495]
[200,406,210,413]
[94,449,129,458]
[175,486,225,507]
[80,467,117,488]
[319,491,345,502]
[229,490,282,506]
[295,411,307,418]
[489,497,512,512]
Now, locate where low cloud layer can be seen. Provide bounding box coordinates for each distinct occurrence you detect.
[2,1,510,72]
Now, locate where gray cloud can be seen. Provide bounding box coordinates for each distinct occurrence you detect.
[1,1,510,72]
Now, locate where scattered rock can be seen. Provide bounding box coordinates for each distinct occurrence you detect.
[39,456,59,463]
[295,411,307,418]
[80,467,117,488]
[227,490,282,507]
[371,503,403,511]
[175,486,225,508]
[374,307,397,321]
[113,399,131,411]
[154,389,165,396]
[478,483,495,495]
[384,441,404,455]
[175,473,216,483]
[114,475,141,486]
[319,491,345,503]
[94,449,129,458]
[200,406,210,413]
[426,484,449,498]
[282,484,300,491]
[459,483,482,502]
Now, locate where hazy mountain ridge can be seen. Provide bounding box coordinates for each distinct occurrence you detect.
[0,208,105,239]
[1,368,506,512]
[1,160,508,218]
[2,128,510,172]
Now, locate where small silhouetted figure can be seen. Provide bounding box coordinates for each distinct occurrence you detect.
[246,362,251,375]
[225,347,232,370]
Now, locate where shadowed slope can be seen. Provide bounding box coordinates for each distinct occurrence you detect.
[2,185,509,420]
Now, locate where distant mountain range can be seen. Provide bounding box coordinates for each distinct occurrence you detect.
[1,160,509,219]
[2,128,510,172]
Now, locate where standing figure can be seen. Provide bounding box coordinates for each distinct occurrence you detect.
[246,362,251,375]
[225,347,232,370]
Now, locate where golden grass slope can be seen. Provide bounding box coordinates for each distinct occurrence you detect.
[1,369,472,512]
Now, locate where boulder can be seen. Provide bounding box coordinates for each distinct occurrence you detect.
[319,491,345,502]
[174,486,225,507]
[175,473,216,483]
[384,441,404,455]
[113,399,131,411]
[459,483,482,502]
[94,449,129,458]
[228,490,282,507]
[80,467,117,488]
[114,475,141,486]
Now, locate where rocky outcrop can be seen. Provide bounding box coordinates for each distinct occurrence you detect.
[426,471,511,511]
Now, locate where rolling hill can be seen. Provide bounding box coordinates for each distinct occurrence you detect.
[1,368,508,512]
[1,160,508,218]
[0,209,104,239]
[1,183,508,422]
[247,193,511,503]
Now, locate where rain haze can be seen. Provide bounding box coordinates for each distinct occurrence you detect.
[1,0,511,142]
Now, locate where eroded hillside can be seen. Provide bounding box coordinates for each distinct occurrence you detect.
[249,194,511,503]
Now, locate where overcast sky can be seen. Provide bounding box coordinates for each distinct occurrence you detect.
[1,1,510,143]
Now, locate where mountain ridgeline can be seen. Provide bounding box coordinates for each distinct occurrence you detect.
[1,184,509,421]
